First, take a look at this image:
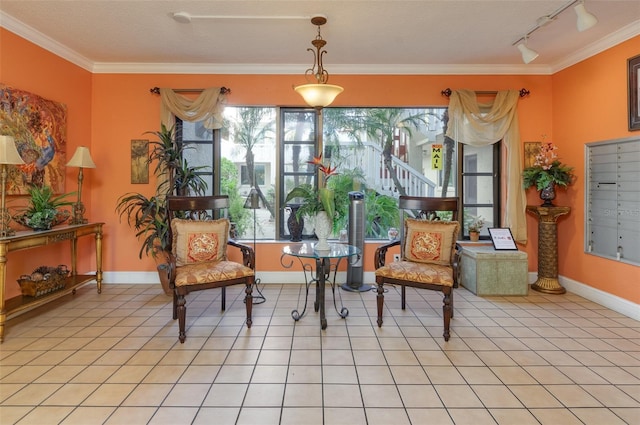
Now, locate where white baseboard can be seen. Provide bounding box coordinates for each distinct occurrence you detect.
[528,272,639,321]
[103,271,638,320]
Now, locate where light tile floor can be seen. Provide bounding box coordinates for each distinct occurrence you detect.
[0,282,639,424]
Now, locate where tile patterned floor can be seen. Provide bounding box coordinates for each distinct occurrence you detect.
[0,282,639,424]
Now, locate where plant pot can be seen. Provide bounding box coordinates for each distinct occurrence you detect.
[314,211,332,251]
[156,263,172,296]
[469,231,480,242]
[285,203,304,242]
[539,182,556,207]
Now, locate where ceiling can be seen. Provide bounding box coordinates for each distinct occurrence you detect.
[1,0,639,75]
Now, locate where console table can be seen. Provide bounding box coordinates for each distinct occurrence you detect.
[526,206,570,294]
[0,223,104,341]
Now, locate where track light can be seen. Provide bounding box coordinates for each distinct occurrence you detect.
[574,1,598,32]
[512,0,597,64]
[517,37,539,64]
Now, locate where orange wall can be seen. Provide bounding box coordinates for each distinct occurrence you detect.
[551,36,640,303]
[2,27,638,304]
[1,29,93,298]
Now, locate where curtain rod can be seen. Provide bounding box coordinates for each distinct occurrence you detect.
[150,87,231,95]
[441,88,530,98]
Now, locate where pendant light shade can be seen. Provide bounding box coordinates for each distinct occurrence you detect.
[294,84,344,109]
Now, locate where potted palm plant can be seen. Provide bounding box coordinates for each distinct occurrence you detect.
[116,124,208,293]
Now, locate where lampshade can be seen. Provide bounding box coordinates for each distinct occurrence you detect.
[66,146,96,168]
[243,187,261,210]
[294,84,344,109]
[0,135,25,165]
[517,42,539,64]
[574,2,598,32]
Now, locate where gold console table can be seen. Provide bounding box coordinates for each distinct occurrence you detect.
[0,223,103,341]
[526,206,570,294]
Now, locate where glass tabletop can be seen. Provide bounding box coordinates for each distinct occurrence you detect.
[282,242,360,259]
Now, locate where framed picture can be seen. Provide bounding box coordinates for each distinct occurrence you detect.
[131,139,149,184]
[629,54,640,131]
[488,228,518,250]
[523,141,541,168]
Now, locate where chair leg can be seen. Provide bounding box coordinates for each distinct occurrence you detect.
[245,280,253,328]
[401,285,406,310]
[172,291,178,320]
[442,286,452,341]
[451,289,454,318]
[176,292,187,343]
[376,278,384,327]
[221,287,226,310]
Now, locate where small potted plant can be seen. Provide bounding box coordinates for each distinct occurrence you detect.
[468,216,484,242]
[15,185,74,231]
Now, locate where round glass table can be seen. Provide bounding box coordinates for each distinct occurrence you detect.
[281,242,361,329]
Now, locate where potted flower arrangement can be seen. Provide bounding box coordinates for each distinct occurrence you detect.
[285,155,339,250]
[523,141,574,206]
[468,215,484,242]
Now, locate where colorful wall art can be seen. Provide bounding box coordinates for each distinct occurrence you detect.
[0,84,67,194]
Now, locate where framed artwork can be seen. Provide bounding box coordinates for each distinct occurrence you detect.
[488,228,518,250]
[131,139,149,184]
[0,84,67,194]
[523,141,541,168]
[629,54,640,131]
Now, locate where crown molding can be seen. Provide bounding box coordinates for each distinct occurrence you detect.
[91,62,553,75]
[550,19,640,73]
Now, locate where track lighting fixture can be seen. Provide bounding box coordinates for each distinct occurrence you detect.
[513,0,598,64]
[574,1,598,32]
[517,37,539,64]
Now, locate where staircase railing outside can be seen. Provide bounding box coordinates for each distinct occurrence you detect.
[337,142,437,197]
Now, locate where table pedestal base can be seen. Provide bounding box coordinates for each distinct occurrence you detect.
[531,276,566,294]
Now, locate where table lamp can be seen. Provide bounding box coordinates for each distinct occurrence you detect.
[66,146,96,224]
[0,135,25,237]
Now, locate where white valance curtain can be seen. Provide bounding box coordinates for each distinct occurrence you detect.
[159,87,227,130]
[445,89,527,243]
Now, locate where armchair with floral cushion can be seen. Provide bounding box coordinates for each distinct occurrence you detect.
[166,195,255,343]
[374,196,460,341]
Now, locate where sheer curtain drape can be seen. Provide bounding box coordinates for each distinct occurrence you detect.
[445,89,527,243]
[159,87,227,130]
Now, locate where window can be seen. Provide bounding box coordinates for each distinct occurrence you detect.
[458,142,501,239]
[176,106,502,242]
[241,164,266,186]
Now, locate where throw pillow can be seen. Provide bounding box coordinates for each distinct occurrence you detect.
[403,218,459,266]
[172,218,229,266]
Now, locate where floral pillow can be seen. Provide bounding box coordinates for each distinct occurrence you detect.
[171,218,229,266]
[403,218,459,266]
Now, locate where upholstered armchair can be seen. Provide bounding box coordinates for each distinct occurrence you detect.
[166,195,255,343]
[374,196,460,341]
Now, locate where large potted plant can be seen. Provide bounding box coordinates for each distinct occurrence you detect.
[116,124,208,293]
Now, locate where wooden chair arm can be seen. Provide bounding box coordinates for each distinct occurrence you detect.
[374,239,401,269]
[228,239,256,270]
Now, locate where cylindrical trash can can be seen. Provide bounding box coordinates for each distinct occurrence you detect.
[342,191,372,292]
